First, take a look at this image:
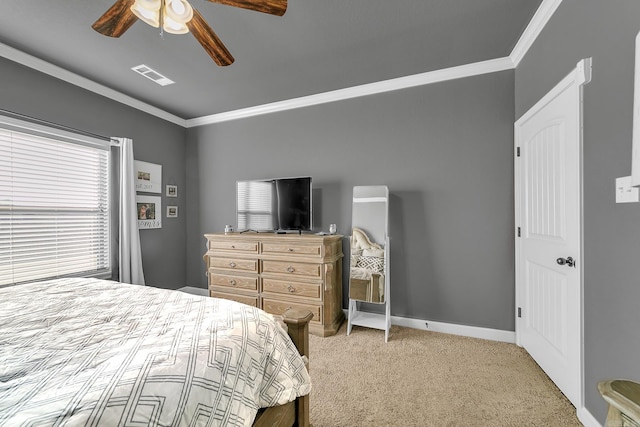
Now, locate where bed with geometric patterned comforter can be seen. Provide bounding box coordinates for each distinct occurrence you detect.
[0,278,311,426]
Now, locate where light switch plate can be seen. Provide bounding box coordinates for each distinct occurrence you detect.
[616,176,640,203]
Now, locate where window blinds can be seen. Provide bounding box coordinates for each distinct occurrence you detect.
[0,126,110,286]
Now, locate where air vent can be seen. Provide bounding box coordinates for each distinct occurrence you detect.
[131,64,175,86]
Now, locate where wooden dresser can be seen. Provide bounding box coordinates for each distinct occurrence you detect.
[204,233,344,337]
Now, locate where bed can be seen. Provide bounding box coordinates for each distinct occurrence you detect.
[0,278,312,427]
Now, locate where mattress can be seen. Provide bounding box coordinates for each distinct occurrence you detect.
[0,278,311,426]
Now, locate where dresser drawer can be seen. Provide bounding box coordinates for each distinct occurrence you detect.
[210,257,258,273]
[209,240,258,253]
[209,273,258,291]
[261,260,321,278]
[210,290,258,308]
[261,242,322,257]
[262,298,322,324]
[262,278,321,300]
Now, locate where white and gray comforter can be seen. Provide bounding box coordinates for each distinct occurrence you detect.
[0,278,311,426]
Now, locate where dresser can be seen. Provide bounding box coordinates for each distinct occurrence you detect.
[203,233,344,337]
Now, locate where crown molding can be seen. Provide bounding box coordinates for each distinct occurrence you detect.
[510,0,564,67]
[1,0,562,128]
[185,57,515,127]
[0,42,187,127]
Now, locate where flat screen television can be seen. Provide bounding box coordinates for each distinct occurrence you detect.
[236,177,312,232]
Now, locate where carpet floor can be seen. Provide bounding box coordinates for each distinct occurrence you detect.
[308,324,582,426]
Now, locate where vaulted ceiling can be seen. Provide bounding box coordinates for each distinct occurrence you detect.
[0,0,543,121]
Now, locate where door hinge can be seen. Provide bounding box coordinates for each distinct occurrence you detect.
[517,227,521,237]
[517,147,521,157]
[518,307,522,318]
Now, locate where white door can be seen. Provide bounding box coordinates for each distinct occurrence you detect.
[515,59,591,409]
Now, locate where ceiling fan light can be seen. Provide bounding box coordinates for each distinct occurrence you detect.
[163,16,190,34]
[136,0,161,11]
[169,0,185,15]
[131,0,160,27]
[165,0,193,24]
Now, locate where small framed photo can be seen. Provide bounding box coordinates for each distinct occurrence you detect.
[136,195,162,229]
[166,185,178,197]
[167,205,178,218]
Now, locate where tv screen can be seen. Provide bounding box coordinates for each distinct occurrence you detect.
[237,177,312,232]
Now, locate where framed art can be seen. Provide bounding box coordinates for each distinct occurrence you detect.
[135,161,162,193]
[167,206,178,218]
[166,184,178,197]
[136,195,162,229]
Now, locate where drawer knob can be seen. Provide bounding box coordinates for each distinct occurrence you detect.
[287,266,295,273]
[230,279,236,286]
[288,248,294,252]
[287,285,295,293]
[229,262,236,268]
[231,245,236,249]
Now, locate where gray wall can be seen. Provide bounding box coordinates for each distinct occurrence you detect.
[515,0,640,422]
[186,70,516,331]
[0,58,188,289]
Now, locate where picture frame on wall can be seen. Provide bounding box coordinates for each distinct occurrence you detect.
[167,206,178,218]
[136,195,162,229]
[135,161,162,193]
[166,184,178,197]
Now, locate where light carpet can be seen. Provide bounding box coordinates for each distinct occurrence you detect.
[308,324,582,426]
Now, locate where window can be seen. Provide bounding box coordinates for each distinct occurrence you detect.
[0,117,111,286]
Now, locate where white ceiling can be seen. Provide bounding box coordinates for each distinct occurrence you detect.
[0,0,543,123]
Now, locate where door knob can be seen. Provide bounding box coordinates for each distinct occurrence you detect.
[556,256,576,267]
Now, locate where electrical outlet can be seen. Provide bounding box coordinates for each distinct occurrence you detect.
[616,176,639,203]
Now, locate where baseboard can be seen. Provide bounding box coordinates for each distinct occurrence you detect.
[392,315,516,343]
[344,310,515,343]
[578,406,602,427]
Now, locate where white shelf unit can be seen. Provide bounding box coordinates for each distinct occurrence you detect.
[346,185,391,342]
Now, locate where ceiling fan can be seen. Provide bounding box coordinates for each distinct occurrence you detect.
[92,0,287,66]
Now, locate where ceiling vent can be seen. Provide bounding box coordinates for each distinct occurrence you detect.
[131,64,175,86]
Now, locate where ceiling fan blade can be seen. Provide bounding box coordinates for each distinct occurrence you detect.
[187,8,235,66]
[206,0,287,16]
[92,0,138,38]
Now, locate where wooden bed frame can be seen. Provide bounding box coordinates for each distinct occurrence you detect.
[253,308,313,427]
